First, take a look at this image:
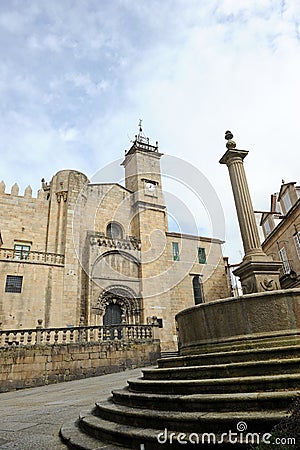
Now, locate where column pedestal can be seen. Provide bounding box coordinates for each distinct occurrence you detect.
[233,259,282,294]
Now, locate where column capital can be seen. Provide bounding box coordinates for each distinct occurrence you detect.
[219,148,248,165]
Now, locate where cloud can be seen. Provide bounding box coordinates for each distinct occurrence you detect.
[0,0,300,263]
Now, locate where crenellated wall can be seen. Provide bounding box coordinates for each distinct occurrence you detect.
[0,181,49,251]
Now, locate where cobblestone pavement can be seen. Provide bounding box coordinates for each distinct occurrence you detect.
[0,367,144,450]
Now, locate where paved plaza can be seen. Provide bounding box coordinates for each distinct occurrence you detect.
[0,367,144,450]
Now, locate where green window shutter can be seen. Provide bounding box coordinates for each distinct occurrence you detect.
[198,247,206,264]
[172,242,180,261]
[14,244,30,260]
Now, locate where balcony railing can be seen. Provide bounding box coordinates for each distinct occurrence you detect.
[0,324,158,347]
[89,233,141,251]
[279,259,295,277]
[0,248,64,266]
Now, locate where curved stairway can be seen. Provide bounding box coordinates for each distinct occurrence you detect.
[60,343,300,449]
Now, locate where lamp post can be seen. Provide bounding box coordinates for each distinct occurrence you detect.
[219,131,282,294]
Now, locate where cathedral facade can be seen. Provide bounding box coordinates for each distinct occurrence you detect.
[0,129,231,349]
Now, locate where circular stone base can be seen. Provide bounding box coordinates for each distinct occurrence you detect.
[176,288,300,355]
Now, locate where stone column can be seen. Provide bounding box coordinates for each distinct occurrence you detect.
[56,191,68,254]
[219,131,282,294]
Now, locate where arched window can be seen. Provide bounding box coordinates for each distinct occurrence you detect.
[193,275,203,305]
[106,222,123,240]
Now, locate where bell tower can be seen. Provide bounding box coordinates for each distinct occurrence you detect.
[122,121,165,207]
[122,123,173,349]
[121,121,167,236]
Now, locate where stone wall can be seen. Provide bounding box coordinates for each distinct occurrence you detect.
[0,340,160,393]
[0,261,64,329]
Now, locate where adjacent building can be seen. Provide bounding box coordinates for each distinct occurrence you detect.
[0,127,231,349]
[258,181,300,289]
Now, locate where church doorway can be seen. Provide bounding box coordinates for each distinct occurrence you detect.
[103,303,122,326]
[103,303,122,339]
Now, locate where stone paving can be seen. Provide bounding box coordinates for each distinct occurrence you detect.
[0,367,144,450]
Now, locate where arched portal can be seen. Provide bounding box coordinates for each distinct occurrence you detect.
[95,286,141,325]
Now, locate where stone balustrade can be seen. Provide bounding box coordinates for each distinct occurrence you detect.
[0,324,158,347]
[0,248,64,265]
[88,232,141,251]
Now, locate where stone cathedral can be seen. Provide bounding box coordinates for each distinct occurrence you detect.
[0,127,231,349]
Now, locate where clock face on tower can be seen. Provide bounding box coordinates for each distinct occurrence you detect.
[145,181,157,195]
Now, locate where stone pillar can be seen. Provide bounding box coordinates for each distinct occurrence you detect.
[219,131,282,294]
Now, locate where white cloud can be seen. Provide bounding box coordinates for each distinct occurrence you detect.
[1,0,300,263]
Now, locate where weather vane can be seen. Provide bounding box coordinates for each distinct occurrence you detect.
[138,119,143,133]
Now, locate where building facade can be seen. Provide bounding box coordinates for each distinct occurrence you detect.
[0,129,231,349]
[258,181,300,289]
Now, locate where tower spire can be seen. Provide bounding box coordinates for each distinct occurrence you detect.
[125,121,159,156]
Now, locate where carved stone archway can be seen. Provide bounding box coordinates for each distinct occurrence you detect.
[95,285,141,325]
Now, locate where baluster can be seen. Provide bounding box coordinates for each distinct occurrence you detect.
[132,326,137,339]
[113,328,119,340]
[13,331,18,345]
[98,327,102,341]
[106,329,111,340]
[62,329,67,343]
[132,327,137,340]
[69,329,74,342]
[20,331,25,345]
[89,328,95,342]
[46,330,51,343]
[141,327,145,339]
[54,330,59,343]
[126,327,131,340]
[79,327,86,343]
[27,331,32,344]
[5,332,10,345]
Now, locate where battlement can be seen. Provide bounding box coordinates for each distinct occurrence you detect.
[0,180,45,200]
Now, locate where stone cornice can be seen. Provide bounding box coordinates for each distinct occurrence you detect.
[166,231,224,245]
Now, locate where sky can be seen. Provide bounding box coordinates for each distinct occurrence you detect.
[1,0,300,264]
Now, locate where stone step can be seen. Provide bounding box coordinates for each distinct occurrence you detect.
[111,387,298,412]
[145,357,300,380]
[160,351,179,359]
[60,418,126,449]
[127,373,300,394]
[93,401,285,433]
[158,344,300,368]
[79,409,285,448]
